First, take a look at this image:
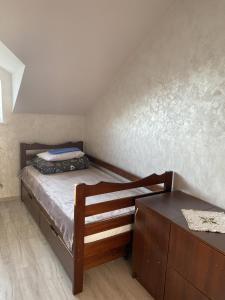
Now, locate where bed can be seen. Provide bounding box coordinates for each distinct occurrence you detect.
[20,141,173,294]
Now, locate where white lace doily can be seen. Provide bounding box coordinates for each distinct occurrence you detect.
[182,209,225,233]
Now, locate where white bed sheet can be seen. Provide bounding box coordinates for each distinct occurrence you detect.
[21,165,146,250]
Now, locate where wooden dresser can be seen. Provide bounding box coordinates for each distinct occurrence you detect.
[132,191,225,300]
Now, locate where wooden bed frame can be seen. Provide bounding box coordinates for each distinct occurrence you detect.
[20,141,173,294]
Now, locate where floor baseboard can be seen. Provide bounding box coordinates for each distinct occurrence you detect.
[0,196,20,202]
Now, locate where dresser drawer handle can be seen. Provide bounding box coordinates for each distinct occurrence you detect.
[135,208,139,218]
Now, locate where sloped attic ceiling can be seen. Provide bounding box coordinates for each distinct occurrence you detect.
[0,0,172,115]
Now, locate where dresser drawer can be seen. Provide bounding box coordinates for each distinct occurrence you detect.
[132,204,170,300]
[169,225,225,300]
[165,268,208,300]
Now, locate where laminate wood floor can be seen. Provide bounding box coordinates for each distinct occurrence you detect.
[0,199,153,300]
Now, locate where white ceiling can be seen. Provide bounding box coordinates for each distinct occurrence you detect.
[0,0,171,114]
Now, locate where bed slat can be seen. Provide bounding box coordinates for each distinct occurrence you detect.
[84,231,132,257]
[85,196,135,217]
[84,214,134,236]
[84,247,126,270]
[85,190,165,217]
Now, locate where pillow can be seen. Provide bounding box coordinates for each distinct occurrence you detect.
[37,150,84,161]
[48,147,81,155]
[31,155,90,174]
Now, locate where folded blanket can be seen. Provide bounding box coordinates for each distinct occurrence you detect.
[48,147,80,155]
[32,155,90,174]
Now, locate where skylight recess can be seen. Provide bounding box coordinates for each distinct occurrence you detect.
[0,41,25,110]
[0,80,3,123]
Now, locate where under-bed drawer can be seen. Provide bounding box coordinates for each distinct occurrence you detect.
[39,211,73,280]
[21,184,40,224]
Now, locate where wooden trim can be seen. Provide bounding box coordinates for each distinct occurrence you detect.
[21,141,83,151]
[73,183,86,295]
[164,171,173,192]
[79,172,170,197]
[84,214,134,236]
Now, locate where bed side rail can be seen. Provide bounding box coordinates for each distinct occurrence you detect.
[78,171,173,198]
[73,171,173,294]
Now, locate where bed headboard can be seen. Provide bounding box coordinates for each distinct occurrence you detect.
[20,141,84,169]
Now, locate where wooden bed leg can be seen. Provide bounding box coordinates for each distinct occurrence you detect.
[73,269,83,295]
[164,171,173,192]
[123,244,131,260]
[20,182,23,202]
[131,271,137,278]
[73,184,86,295]
[73,248,84,294]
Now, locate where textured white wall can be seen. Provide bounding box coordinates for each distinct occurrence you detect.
[86,0,225,208]
[0,68,84,199]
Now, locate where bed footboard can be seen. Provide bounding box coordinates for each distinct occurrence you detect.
[73,171,173,294]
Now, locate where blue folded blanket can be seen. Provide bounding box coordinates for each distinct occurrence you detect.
[48,147,81,155]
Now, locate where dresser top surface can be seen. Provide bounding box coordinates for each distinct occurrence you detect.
[137,191,225,255]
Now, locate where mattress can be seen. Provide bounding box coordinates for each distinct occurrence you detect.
[21,165,147,250]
